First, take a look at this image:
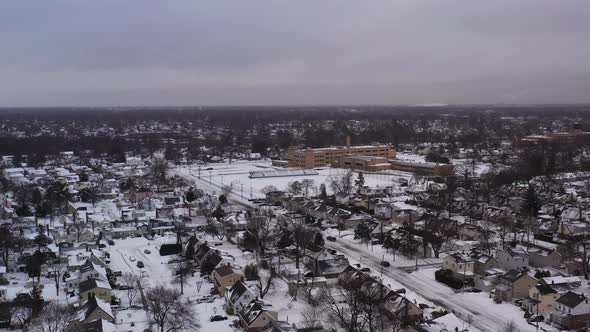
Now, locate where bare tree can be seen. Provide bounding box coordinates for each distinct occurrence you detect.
[301,179,315,197]
[151,158,169,190]
[287,180,303,195]
[12,306,32,332]
[29,302,75,332]
[47,260,66,296]
[328,170,354,197]
[121,273,140,307]
[0,226,15,268]
[503,320,519,332]
[319,275,393,332]
[145,286,200,332]
[170,256,193,295]
[246,212,275,258]
[255,266,275,299]
[260,185,279,195]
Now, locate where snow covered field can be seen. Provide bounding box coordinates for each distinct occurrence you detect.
[173,160,413,201]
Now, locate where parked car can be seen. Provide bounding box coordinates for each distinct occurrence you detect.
[210,315,227,322]
[136,261,144,268]
[143,249,151,254]
[380,261,390,267]
[326,236,337,242]
[107,240,115,246]
[360,267,370,273]
[463,288,482,293]
[129,256,137,262]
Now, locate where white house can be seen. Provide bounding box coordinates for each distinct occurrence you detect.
[497,247,529,271]
[442,252,474,278]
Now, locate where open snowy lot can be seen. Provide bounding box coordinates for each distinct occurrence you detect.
[173,159,413,202]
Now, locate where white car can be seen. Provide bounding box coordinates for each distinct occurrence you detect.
[129,256,137,262]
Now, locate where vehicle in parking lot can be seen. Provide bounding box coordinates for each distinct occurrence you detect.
[380,261,390,267]
[136,261,144,268]
[210,315,227,322]
[326,236,337,242]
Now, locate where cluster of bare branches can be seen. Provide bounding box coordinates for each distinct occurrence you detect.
[145,285,200,332]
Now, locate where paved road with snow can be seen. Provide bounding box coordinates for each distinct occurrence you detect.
[327,239,537,332]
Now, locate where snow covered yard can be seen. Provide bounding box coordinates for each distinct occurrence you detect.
[173,160,409,201]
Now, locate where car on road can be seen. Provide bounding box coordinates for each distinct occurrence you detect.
[210,315,227,322]
[463,288,482,293]
[143,249,151,254]
[326,236,337,242]
[136,261,144,268]
[380,261,390,267]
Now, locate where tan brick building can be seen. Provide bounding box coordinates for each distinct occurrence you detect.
[287,136,395,169]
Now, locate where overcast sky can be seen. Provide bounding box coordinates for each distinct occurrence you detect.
[1,0,589,106]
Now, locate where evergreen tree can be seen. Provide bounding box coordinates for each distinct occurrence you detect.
[33,225,48,251]
[319,184,328,201]
[313,232,325,247]
[354,172,365,193]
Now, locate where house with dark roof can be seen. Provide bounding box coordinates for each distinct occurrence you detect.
[313,254,350,279]
[80,319,116,332]
[261,320,297,332]
[551,291,590,330]
[225,279,257,313]
[495,270,537,302]
[67,294,114,332]
[238,299,278,332]
[212,263,244,296]
[79,278,112,303]
[472,252,499,276]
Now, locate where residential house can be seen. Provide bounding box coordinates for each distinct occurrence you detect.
[79,278,112,303]
[313,254,350,279]
[67,294,114,332]
[551,291,590,330]
[79,319,116,332]
[225,280,257,313]
[261,320,297,332]
[495,270,537,302]
[442,252,474,279]
[212,264,244,296]
[528,248,562,270]
[382,291,423,325]
[497,248,529,271]
[472,253,499,276]
[239,299,278,332]
[522,284,561,315]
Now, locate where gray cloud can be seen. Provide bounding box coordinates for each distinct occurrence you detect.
[1,0,589,106]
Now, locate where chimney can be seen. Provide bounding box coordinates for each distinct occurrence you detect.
[346,135,351,148]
